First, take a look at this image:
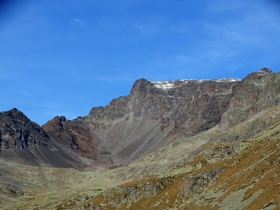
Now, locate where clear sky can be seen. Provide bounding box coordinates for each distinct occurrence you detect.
[1,0,280,125]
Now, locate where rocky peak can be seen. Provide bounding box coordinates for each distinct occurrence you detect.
[58,116,66,122]
[242,67,274,81]
[43,116,67,133]
[259,67,273,73]
[130,78,153,98]
[3,108,29,122]
[0,108,49,149]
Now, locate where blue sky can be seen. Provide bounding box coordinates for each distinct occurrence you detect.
[1,0,280,125]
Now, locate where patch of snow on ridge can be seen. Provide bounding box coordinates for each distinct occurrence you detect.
[179,79,210,83]
[152,81,174,90]
[214,78,241,82]
[151,78,240,90]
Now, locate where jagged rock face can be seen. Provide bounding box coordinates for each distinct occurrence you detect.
[89,78,238,124]
[220,70,280,130]
[0,108,49,149]
[42,78,239,167]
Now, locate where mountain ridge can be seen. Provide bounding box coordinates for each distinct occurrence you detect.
[0,68,278,170]
[43,73,240,167]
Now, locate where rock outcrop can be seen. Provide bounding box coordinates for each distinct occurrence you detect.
[94,178,173,209]
[179,168,224,198]
[220,69,280,131]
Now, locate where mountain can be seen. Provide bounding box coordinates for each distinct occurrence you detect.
[0,67,280,209]
[42,67,280,168]
[42,76,239,168]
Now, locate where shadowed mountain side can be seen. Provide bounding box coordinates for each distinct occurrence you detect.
[0,109,92,169]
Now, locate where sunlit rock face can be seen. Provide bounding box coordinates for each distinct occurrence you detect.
[0,109,91,169]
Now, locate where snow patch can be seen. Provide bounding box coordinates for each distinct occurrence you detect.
[152,81,174,90]
[151,78,240,90]
[214,78,241,82]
